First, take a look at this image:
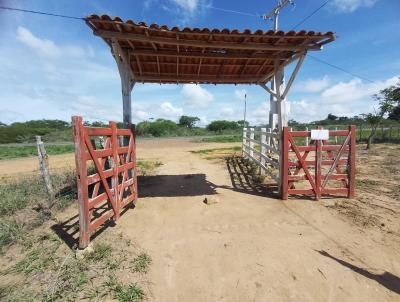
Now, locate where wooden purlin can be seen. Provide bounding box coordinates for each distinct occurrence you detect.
[72,116,137,248]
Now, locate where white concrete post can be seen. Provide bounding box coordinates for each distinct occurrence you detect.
[242,127,247,157]
[111,40,135,129]
[275,67,288,132]
[305,127,309,146]
[335,126,338,144]
[249,128,255,158]
[267,128,272,149]
[260,128,266,168]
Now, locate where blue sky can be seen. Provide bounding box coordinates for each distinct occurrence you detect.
[0,0,399,125]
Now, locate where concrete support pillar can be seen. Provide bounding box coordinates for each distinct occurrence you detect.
[111,40,135,129]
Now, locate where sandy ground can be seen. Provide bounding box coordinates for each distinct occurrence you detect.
[2,138,400,301]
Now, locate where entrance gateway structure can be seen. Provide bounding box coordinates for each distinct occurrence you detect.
[72,15,355,248]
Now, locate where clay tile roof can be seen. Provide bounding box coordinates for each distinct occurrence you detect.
[85,14,335,84]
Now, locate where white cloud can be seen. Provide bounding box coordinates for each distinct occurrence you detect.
[160,101,183,118]
[219,107,234,117]
[17,26,89,59]
[17,27,60,58]
[71,96,122,121]
[296,76,331,93]
[249,102,270,125]
[329,0,378,13]
[131,101,183,122]
[171,0,198,13]
[234,89,247,101]
[182,84,214,107]
[321,76,398,103]
[287,75,399,122]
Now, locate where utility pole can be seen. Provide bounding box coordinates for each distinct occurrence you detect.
[262,0,294,130]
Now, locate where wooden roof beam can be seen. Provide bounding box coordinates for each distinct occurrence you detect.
[95,30,323,51]
[135,75,260,83]
[128,49,290,60]
[136,61,274,67]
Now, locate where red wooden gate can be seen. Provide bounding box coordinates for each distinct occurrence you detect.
[72,116,137,248]
[281,125,356,200]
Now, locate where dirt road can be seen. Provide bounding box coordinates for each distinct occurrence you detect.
[4,138,400,301]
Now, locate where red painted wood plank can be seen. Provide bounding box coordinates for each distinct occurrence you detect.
[348,125,356,198]
[86,127,113,136]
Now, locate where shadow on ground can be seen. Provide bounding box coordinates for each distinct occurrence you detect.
[52,173,217,248]
[138,173,217,198]
[222,156,279,198]
[51,203,133,249]
[316,250,400,295]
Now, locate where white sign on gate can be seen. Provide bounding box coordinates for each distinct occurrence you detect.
[311,129,329,140]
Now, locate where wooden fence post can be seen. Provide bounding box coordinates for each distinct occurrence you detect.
[72,116,90,249]
[110,121,120,220]
[348,125,356,199]
[249,128,254,158]
[36,136,55,206]
[281,127,289,200]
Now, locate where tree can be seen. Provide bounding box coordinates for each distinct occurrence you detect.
[362,111,382,150]
[376,80,400,121]
[237,120,249,128]
[206,120,239,132]
[178,115,200,128]
[363,81,400,149]
[91,121,108,127]
[327,113,338,121]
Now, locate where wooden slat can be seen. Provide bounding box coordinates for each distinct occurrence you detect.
[117,129,131,135]
[87,169,113,185]
[89,192,108,209]
[89,209,115,232]
[296,145,350,152]
[287,189,315,195]
[86,127,112,136]
[85,149,113,160]
[288,159,348,167]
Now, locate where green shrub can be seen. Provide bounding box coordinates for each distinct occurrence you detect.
[206,120,240,132]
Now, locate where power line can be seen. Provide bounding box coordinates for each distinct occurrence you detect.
[1,4,376,84]
[290,0,331,30]
[205,5,258,17]
[0,6,84,20]
[308,55,375,83]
